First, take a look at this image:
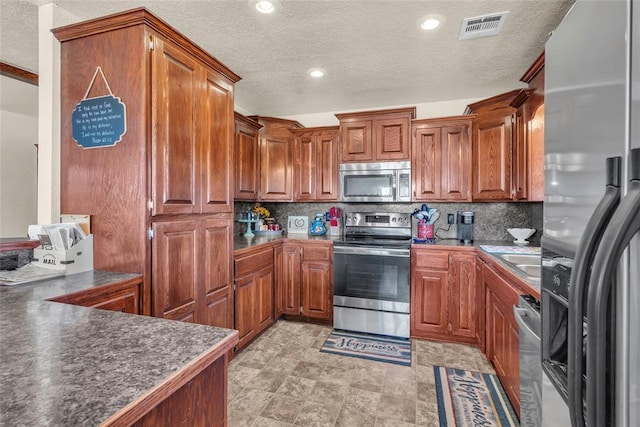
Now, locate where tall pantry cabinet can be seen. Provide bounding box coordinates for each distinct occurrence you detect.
[53,8,239,326]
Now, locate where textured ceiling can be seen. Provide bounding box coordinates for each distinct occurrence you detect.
[1,0,574,117]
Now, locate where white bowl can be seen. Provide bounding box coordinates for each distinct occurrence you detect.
[507,228,536,244]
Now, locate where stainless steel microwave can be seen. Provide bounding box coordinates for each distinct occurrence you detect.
[339,161,411,203]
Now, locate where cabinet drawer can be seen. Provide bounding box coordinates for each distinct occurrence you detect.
[413,250,449,270]
[235,247,273,277]
[302,244,331,262]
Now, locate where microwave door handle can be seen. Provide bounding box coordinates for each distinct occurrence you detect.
[567,156,621,427]
[392,173,397,201]
[586,149,640,427]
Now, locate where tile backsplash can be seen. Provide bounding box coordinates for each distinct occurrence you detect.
[234,201,543,245]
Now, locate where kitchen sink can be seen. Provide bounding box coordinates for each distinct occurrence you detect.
[497,254,541,280]
[516,264,541,278]
[499,254,541,265]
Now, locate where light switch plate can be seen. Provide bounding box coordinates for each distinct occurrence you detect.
[287,216,309,234]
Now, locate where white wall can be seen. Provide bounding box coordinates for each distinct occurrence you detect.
[0,76,39,237]
[276,97,483,127]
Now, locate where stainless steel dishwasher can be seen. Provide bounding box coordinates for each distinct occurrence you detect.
[514,295,542,426]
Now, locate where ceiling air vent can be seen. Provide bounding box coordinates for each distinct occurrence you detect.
[458,11,509,40]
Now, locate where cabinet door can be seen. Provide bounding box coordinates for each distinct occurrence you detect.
[300,261,332,320]
[315,132,339,201]
[273,244,284,318]
[486,288,509,380]
[201,69,234,213]
[441,125,472,201]
[282,243,301,315]
[234,274,257,349]
[151,38,201,215]
[260,135,293,200]
[512,105,528,200]
[91,291,139,314]
[476,260,486,353]
[200,216,233,328]
[410,268,449,337]
[412,127,442,200]
[449,253,476,340]
[340,120,372,162]
[472,113,513,200]
[256,265,274,331]
[152,220,198,322]
[234,119,260,201]
[294,134,316,201]
[375,117,411,160]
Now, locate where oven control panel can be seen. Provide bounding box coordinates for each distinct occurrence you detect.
[344,212,410,228]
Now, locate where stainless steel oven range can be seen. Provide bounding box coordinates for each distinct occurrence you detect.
[333,212,411,338]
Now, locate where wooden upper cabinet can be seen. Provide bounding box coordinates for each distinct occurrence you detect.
[336,107,416,163]
[339,120,373,162]
[293,127,339,201]
[375,117,411,160]
[466,90,521,201]
[152,38,201,215]
[412,116,472,201]
[151,38,235,215]
[520,52,545,202]
[201,70,234,213]
[252,117,303,201]
[472,112,513,200]
[234,113,262,201]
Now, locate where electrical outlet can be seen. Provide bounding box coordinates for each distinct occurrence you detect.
[447,213,455,224]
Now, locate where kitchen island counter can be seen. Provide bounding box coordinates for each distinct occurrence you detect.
[0,270,238,426]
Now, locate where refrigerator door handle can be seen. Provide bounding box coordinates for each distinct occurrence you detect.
[586,149,640,427]
[568,156,622,427]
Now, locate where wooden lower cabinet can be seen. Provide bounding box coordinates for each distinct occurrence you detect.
[234,246,275,350]
[482,262,521,417]
[152,215,234,327]
[280,241,332,321]
[410,247,477,344]
[49,277,142,314]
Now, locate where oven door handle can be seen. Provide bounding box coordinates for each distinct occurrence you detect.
[333,246,410,257]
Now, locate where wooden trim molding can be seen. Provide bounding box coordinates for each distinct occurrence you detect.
[234,112,263,130]
[335,106,417,120]
[464,89,522,114]
[290,125,339,134]
[0,62,38,85]
[520,52,545,84]
[51,7,241,84]
[248,115,304,130]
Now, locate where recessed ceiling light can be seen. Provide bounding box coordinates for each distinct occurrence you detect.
[308,68,325,78]
[421,18,441,30]
[255,0,275,13]
[418,14,445,31]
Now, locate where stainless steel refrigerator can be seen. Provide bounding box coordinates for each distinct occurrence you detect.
[542,0,640,426]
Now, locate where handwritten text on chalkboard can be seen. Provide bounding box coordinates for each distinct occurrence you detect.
[72,95,127,149]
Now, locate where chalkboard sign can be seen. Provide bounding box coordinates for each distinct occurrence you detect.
[71,67,127,149]
[72,95,126,149]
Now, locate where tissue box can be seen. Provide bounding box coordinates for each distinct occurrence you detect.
[32,235,94,275]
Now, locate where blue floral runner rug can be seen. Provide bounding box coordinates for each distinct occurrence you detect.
[434,366,519,426]
[319,330,411,366]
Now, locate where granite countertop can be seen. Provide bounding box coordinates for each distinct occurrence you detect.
[234,232,339,252]
[0,270,238,426]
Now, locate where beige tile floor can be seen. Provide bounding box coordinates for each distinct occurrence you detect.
[228,320,496,426]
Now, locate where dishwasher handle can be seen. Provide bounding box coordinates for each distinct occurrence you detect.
[513,306,541,346]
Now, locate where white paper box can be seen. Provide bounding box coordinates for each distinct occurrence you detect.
[32,235,94,275]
